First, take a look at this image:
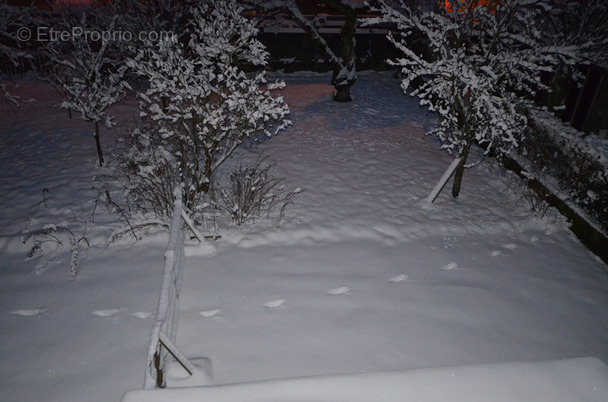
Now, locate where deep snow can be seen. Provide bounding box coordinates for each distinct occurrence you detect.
[1,72,607,401]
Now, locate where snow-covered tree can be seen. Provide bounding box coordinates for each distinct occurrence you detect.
[535,0,608,110]
[107,0,195,68]
[42,3,131,167]
[0,1,40,105]
[123,0,290,217]
[374,0,588,198]
[1,1,20,104]
[244,0,370,102]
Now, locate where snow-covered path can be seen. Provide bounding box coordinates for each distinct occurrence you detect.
[174,72,608,388]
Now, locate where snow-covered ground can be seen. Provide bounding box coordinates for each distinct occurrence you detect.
[1,72,608,401]
[0,80,165,402]
[124,357,608,401]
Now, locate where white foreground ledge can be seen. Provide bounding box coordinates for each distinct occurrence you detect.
[122,357,608,402]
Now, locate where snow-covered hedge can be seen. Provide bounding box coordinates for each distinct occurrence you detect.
[523,109,608,231]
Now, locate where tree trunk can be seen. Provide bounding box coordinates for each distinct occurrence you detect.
[545,64,572,117]
[451,142,471,198]
[331,8,356,102]
[333,85,352,102]
[94,121,104,167]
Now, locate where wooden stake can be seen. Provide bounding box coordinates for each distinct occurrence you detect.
[425,157,462,204]
[158,332,197,376]
[181,209,205,243]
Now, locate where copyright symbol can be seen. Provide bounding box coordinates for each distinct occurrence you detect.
[17,27,32,41]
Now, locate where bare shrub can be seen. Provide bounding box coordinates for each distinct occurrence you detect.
[22,224,89,277]
[217,155,301,226]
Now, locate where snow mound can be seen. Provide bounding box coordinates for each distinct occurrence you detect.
[122,357,608,402]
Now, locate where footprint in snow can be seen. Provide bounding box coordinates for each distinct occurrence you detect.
[199,309,222,318]
[389,274,409,283]
[440,262,459,271]
[326,286,352,295]
[33,264,50,276]
[92,309,120,317]
[9,308,47,317]
[263,299,286,309]
[129,312,152,319]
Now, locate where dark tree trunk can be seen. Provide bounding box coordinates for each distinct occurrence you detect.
[331,8,357,102]
[544,64,572,117]
[94,121,104,167]
[333,85,352,103]
[451,141,471,198]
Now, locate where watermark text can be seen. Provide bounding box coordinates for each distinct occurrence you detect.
[17,26,174,43]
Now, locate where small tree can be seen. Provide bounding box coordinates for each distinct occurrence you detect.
[42,4,131,167]
[123,0,290,218]
[375,0,586,198]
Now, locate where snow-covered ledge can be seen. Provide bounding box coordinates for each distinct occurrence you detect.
[122,357,608,402]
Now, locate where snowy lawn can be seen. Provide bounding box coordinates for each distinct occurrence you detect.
[0,81,163,402]
[1,72,607,401]
[171,72,608,397]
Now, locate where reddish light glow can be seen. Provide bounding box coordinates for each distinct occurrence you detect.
[441,0,498,14]
[53,0,93,4]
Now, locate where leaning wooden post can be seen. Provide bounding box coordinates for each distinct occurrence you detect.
[424,157,462,204]
[181,209,205,243]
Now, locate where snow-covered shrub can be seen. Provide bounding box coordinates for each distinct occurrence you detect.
[218,155,301,226]
[114,124,182,219]
[372,0,590,197]
[123,0,290,221]
[22,224,89,277]
[93,179,173,246]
